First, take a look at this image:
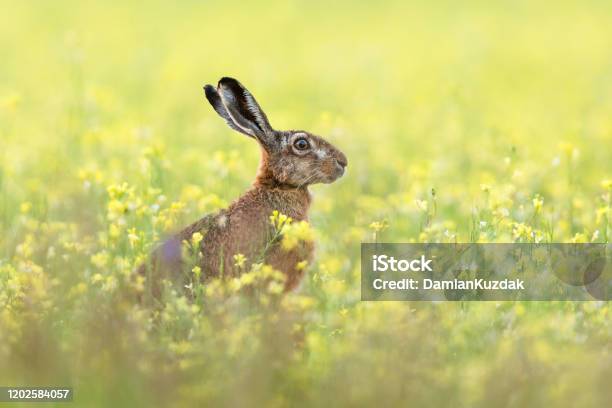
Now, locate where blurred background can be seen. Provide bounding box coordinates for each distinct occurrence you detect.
[0,1,611,406]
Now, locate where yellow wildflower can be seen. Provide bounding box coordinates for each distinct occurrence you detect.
[19,202,32,214]
[369,220,389,233]
[192,266,201,280]
[233,253,247,268]
[281,221,314,250]
[128,228,140,248]
[532,195,544,213]
[191,232,204,246]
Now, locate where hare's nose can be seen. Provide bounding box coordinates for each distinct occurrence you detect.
[335,153,348,168]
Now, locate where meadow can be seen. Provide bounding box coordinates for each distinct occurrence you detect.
[0,0,611,406]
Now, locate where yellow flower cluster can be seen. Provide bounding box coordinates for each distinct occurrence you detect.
[1,3,612,405]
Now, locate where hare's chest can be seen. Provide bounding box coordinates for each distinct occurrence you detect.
[221,210,314,290]
[265,238,314,291]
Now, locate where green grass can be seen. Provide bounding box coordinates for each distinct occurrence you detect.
[0,0,611,406]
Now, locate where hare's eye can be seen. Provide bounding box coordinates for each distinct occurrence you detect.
[293,138,310,151]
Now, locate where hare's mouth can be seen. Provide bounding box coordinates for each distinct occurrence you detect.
[332,159,346,180]
[322,162,346,184]
[336,161,346,177]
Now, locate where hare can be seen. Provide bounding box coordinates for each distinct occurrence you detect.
[140,77,347,298]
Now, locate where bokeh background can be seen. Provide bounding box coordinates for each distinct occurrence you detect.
[1,0,611,406]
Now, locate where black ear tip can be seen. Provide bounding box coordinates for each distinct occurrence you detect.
[204,84,215,94]
[219,76,238,83]
[204,84,218,102]
[218,77,241,89]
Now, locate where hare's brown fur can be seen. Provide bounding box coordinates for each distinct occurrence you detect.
[140,77,346,298]
[183,184,312,289]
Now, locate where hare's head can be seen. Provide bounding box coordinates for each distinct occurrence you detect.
[204,77,347,188]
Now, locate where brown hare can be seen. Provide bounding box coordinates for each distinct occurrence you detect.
[140,77,347,298]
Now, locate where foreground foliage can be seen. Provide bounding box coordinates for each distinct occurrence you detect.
[0,1,610,406]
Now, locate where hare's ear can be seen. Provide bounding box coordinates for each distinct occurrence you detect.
[204,84,254,138]
[216,77,275,143]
